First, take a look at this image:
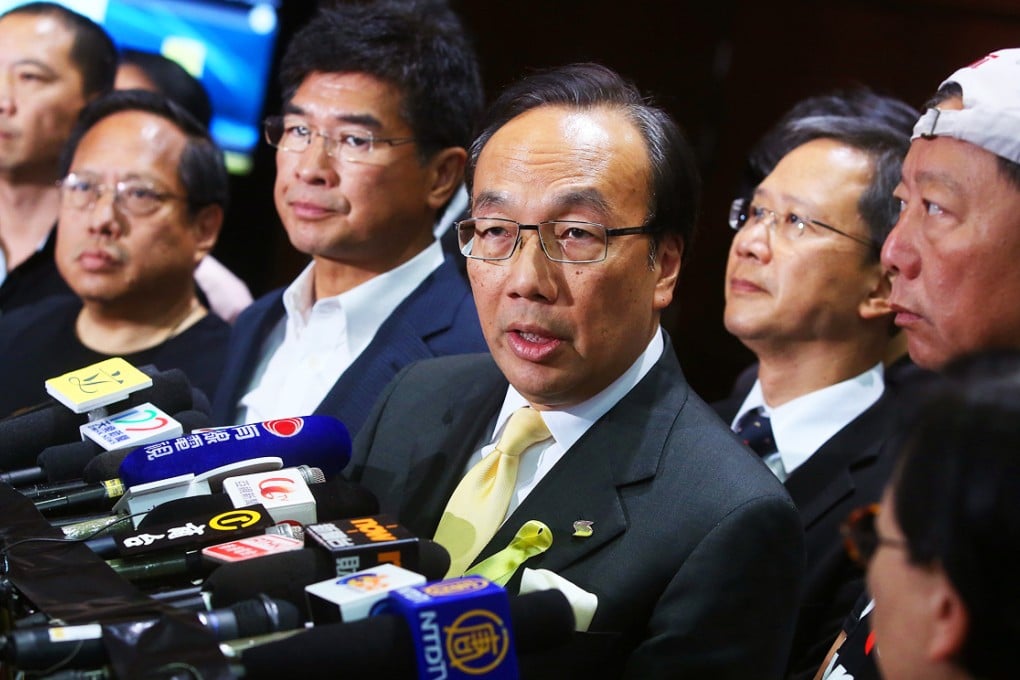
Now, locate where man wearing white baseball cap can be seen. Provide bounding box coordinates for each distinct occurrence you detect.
[816,48,1020,680]
[882,48,1020,370]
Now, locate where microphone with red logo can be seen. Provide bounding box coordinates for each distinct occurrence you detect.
[116,416,351,487]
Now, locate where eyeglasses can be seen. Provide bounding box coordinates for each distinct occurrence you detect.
[841,503,910,567]
[58,172,186,217]
[729,197,875,249]
[456,217,653,264]
[264,116,416,164]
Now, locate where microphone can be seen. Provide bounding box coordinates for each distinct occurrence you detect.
[34,478,126,515]
[0,410,210,489]
[233,586,575,679]
[304,562,427,624]
[83,466,330,558]
[116,416,351,487]
[0,368,194,471]
[304,514,422,575]
[91,478,381,584]
[204,539,450,617]
[131,471,371,530]
[86,503,276,559]
[0,596,301,672]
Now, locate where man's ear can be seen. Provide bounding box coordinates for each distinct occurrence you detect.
[653,234,683,311]
[190,204,223,265]
[926,572,969,663]
[859,265,893,320]
[425,147,467,213]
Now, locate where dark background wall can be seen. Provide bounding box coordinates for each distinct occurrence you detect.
[215,0,1020,401]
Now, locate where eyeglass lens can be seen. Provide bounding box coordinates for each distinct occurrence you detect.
[458,218,609,263]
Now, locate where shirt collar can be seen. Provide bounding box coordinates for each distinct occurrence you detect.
[494,328,665,452]
[281,241,444,344]
[733,362,885,476]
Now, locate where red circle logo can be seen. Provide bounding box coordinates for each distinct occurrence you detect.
[258,477,298,499]
[262,418,304,437]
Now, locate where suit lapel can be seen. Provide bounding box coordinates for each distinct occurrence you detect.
[315,258,477,432]
[212,292,286,423]
[403,358,509,538]
[474,346,689,578]
[784,395,892,529]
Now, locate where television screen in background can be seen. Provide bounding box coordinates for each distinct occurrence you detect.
[0,0,281,175]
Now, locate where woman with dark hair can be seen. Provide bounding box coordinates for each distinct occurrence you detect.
[841,350,1020,680]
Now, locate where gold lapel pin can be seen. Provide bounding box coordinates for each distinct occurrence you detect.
[572,520,594,538]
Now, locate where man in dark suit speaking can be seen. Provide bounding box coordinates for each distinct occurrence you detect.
[350,63,804,678]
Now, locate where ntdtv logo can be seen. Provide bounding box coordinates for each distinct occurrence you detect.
[385,576,520,679]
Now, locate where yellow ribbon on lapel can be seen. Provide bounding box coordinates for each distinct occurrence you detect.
[465,520,553,586]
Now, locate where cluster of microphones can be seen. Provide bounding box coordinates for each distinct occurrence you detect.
[0,359,575,678]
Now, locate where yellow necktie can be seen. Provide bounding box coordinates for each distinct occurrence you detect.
[434,407,551,577]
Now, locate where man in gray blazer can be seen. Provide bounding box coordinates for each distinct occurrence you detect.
[350,63,804,678]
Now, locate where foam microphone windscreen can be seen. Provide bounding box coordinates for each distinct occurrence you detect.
[308,478,380,522]
[417,539,451,582]
[36,442,103,483]
[117,417,351,487]
[64,409,211,484]
[205,537,451,616]
[0,368,195,471]
[237,588,577,679]
[81,449,131,484]
[205,548,335,619]
[189,387,212,416]
[136,493,236,530]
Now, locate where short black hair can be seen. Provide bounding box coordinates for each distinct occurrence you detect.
[927,81,1020,192]
[775,115,910,258]
[739,88,916,260]
[1,2,117,98]
[466,62,701,264]
[59,89,228,215]
[277,0,482,161]
[743,87,917,192]
[118,49,212,127]
[892,349,1020,679]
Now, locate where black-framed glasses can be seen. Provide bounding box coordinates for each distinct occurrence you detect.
[456,217,653,264]
[58,172,186,217]
[729,197,875,249]
[264,116,416,164]
[841,504,910,567]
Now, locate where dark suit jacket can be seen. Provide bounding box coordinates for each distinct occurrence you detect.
[714,381,898,680]
[350,345,806,678]
[211,255,487,435]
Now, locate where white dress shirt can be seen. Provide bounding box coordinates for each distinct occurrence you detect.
[235,241,444,424]
[462,329,665,523]
[731,362,885,481]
